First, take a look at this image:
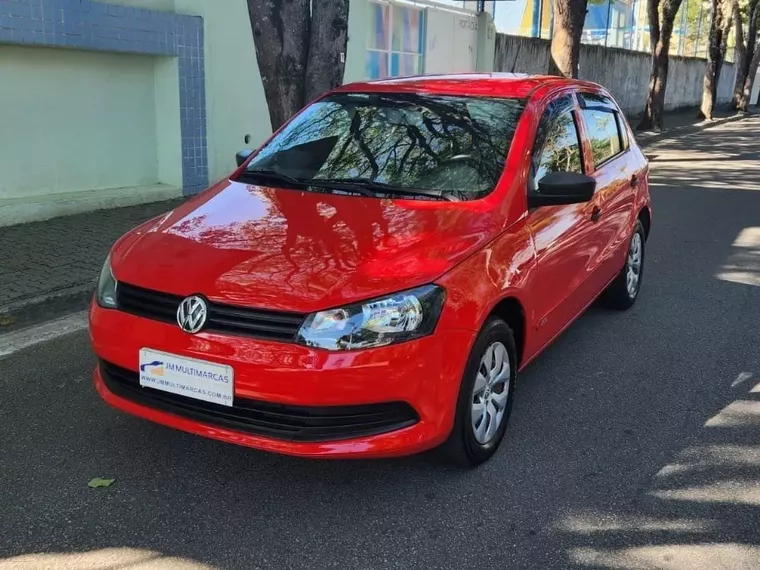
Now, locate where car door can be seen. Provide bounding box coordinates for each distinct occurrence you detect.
[577,91,639,291]
[525,93,604,354]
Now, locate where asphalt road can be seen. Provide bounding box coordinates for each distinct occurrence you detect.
[2,118,760,570]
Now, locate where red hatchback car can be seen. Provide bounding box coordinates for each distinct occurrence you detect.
[90,73,651,466]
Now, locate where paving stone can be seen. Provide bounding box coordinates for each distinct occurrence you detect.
[0,199,184,307]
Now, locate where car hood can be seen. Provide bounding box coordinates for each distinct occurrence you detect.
[112,180,502,314]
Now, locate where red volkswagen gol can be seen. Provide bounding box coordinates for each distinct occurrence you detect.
[90,74,651,466]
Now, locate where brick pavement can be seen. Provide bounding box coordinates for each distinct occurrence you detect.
[0,199,184,308]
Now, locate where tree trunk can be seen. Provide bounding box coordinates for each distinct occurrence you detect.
[716,0,734,79]
[305,0,350,104]
[740,43,760,110]
[731,4,746,108]
[640,48,670,130]
[548,0,588,78]
[700,0,721,120]
[247,0,310,130]
[700,0,734,120]
[738,0,760,110]
[639,0,683,130]
[748,0,760,64]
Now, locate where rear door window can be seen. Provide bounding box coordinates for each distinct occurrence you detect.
[578,93,627,167]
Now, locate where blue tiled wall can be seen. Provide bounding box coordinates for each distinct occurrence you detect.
[0,0,208,195]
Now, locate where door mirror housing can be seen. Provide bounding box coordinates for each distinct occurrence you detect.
[236,149,254,167]
[528,171,596,208]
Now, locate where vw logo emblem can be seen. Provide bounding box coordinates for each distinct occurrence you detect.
[177,295,208,334]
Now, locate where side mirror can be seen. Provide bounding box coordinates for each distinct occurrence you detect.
[528,171,596,208]
[236,149,254,167]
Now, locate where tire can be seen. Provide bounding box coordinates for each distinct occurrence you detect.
[602,220,646,311]
[441,317,517,467]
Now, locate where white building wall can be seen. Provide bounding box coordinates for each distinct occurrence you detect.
[424,7,479,74]
[355,0,484,79]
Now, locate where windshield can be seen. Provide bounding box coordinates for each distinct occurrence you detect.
[239,92,525,201]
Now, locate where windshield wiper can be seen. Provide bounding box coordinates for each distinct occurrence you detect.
[237,170,376,197]
[238,171,456,201]
[316,178,458,202]
[237,169,308,188]
[305,179,377,198]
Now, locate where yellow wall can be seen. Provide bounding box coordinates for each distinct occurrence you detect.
[519,0,552,38]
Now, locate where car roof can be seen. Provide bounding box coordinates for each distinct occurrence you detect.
[332,73,604,99]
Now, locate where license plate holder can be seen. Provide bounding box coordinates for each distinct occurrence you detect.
[138,348,234,407]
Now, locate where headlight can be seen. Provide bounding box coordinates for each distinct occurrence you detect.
[96,255,118,309]
[297,285,445,351]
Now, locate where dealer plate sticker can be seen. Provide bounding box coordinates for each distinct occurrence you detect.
[139,348,234,407]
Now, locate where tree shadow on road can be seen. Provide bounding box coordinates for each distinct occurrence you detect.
[540,116,760,569]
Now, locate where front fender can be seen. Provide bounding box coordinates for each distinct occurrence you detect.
[435,221,536,334]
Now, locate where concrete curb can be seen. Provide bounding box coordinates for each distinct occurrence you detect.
[0,282,94,334]
[636,112,752,148]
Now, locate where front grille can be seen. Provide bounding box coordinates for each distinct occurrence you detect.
[116,282,305,342]
[100,360,419,442]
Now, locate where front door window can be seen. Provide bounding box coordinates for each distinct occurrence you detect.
[530,96,584,193]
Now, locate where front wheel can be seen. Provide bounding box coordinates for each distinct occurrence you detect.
[602,220,646,310]
[441,317,517,467]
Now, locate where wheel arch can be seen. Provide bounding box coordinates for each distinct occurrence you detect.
[486,296,527,370]
[638,205,652,240]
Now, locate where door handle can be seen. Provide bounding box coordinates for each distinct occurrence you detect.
[630,175,639,187]
[591,206,602,222]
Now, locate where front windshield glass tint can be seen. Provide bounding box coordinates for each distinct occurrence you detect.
[242,92,525,200]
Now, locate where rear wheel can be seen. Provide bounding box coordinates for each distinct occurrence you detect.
[442,317,517,467]
[602,220,646,310]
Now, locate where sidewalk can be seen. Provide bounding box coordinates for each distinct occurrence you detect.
[0,198,184,330]
[633,105,748,145]
[0,106,753,333]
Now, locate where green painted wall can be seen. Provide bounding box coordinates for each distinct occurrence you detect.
[114,0,366,182]
[0,46,159,200]
[105,0,270,182]
[99,0,175,11]
[2,0,489,208]
[175,0,269,183]
[154,56,182,188]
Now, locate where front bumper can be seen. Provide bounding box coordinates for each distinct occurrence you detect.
[90,303,476,458]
